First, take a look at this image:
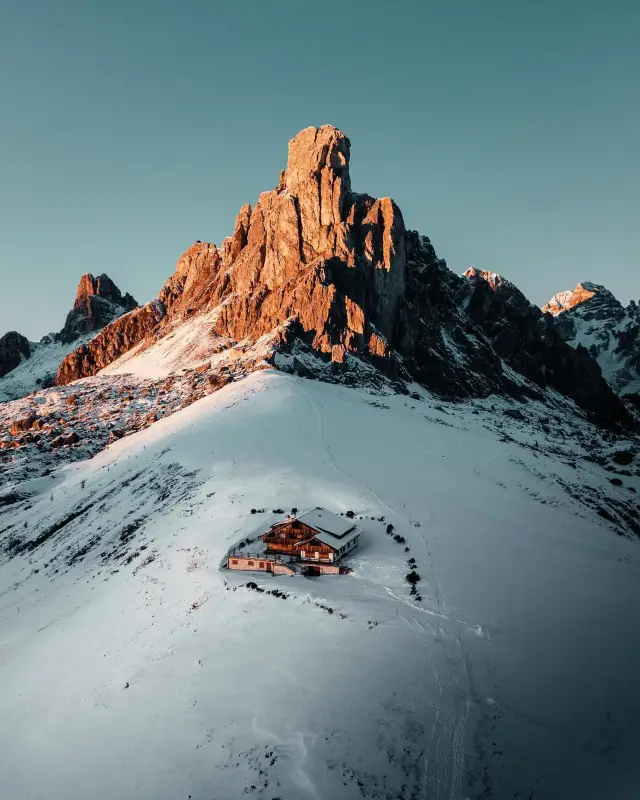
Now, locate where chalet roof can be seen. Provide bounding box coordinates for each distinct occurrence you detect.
[295,507,356,538]
[312,527,361,551]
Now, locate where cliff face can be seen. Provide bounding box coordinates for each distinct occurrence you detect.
[55,301,165,386]
[54,125,632,428]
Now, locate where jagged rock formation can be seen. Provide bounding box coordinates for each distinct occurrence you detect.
[56,273,137,344]
[56,301,165,385]
[55,125,632,428]
[0,332,30,377]
[543,282,640,403]
[0,273,137,401]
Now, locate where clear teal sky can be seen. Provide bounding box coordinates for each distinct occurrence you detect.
[1,1,638,339]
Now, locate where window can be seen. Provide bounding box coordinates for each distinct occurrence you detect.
[248,560,254,566]
[259,562,265,568]
[231,559,238,565]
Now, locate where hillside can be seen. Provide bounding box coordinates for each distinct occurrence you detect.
[2,124,640,800]
[1,371,640,799]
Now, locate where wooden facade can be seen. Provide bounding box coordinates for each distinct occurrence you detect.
[263,519,337,563]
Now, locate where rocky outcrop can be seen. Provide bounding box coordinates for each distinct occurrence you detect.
[54,125,635,428]
[56,273,137,344]
[10,415,36,436]
[0,332,30,377]
[56,301,165,385]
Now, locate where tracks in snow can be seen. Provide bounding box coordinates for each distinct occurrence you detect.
[296,377,471,800]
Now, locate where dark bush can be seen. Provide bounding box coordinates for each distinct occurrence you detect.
[612,450,634,466]
[406,570,421,585]
[393,534,406,544]
[272,508,284,514]
[291,507,298,514]
[609,478,623,487]
[250,508,257,514]
[345,510,355,519]
[386,523,394,534]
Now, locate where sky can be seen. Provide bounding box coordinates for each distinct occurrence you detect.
[0,0,639,340]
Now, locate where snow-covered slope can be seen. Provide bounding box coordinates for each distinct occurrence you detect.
[2,370,640,799]
[0,335,86,403]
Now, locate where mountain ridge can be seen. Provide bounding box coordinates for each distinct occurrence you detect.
[48,125,632,429]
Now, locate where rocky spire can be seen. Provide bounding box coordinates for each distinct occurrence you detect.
[56,273,138,344]
[54,125,633,429]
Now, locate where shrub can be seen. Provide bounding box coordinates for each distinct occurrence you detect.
[251,508,257,514]
[291,507,298,514]
[345,510,355,519]
[406,570,421,585]
[393,534,406,544]
[272,508,284,514]
[386,523,394,534]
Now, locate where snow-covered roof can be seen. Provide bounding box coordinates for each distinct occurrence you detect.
[312,527,361,552]
[295,507,356,538]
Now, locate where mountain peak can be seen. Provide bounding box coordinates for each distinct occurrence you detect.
[463,268,512,291]
[52,124,631,428]
[542,282,607,316]
[74,273,133,308]
[284,125,351,197]
[56,273,138,344]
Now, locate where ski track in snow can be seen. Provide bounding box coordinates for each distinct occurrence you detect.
[297,376,470,800]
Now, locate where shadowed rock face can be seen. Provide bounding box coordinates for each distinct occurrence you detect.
[0,332,31,378]
[56,273,138,344]
[55,125,633,428]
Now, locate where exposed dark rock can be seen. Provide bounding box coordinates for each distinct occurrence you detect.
[0,331,30,377]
